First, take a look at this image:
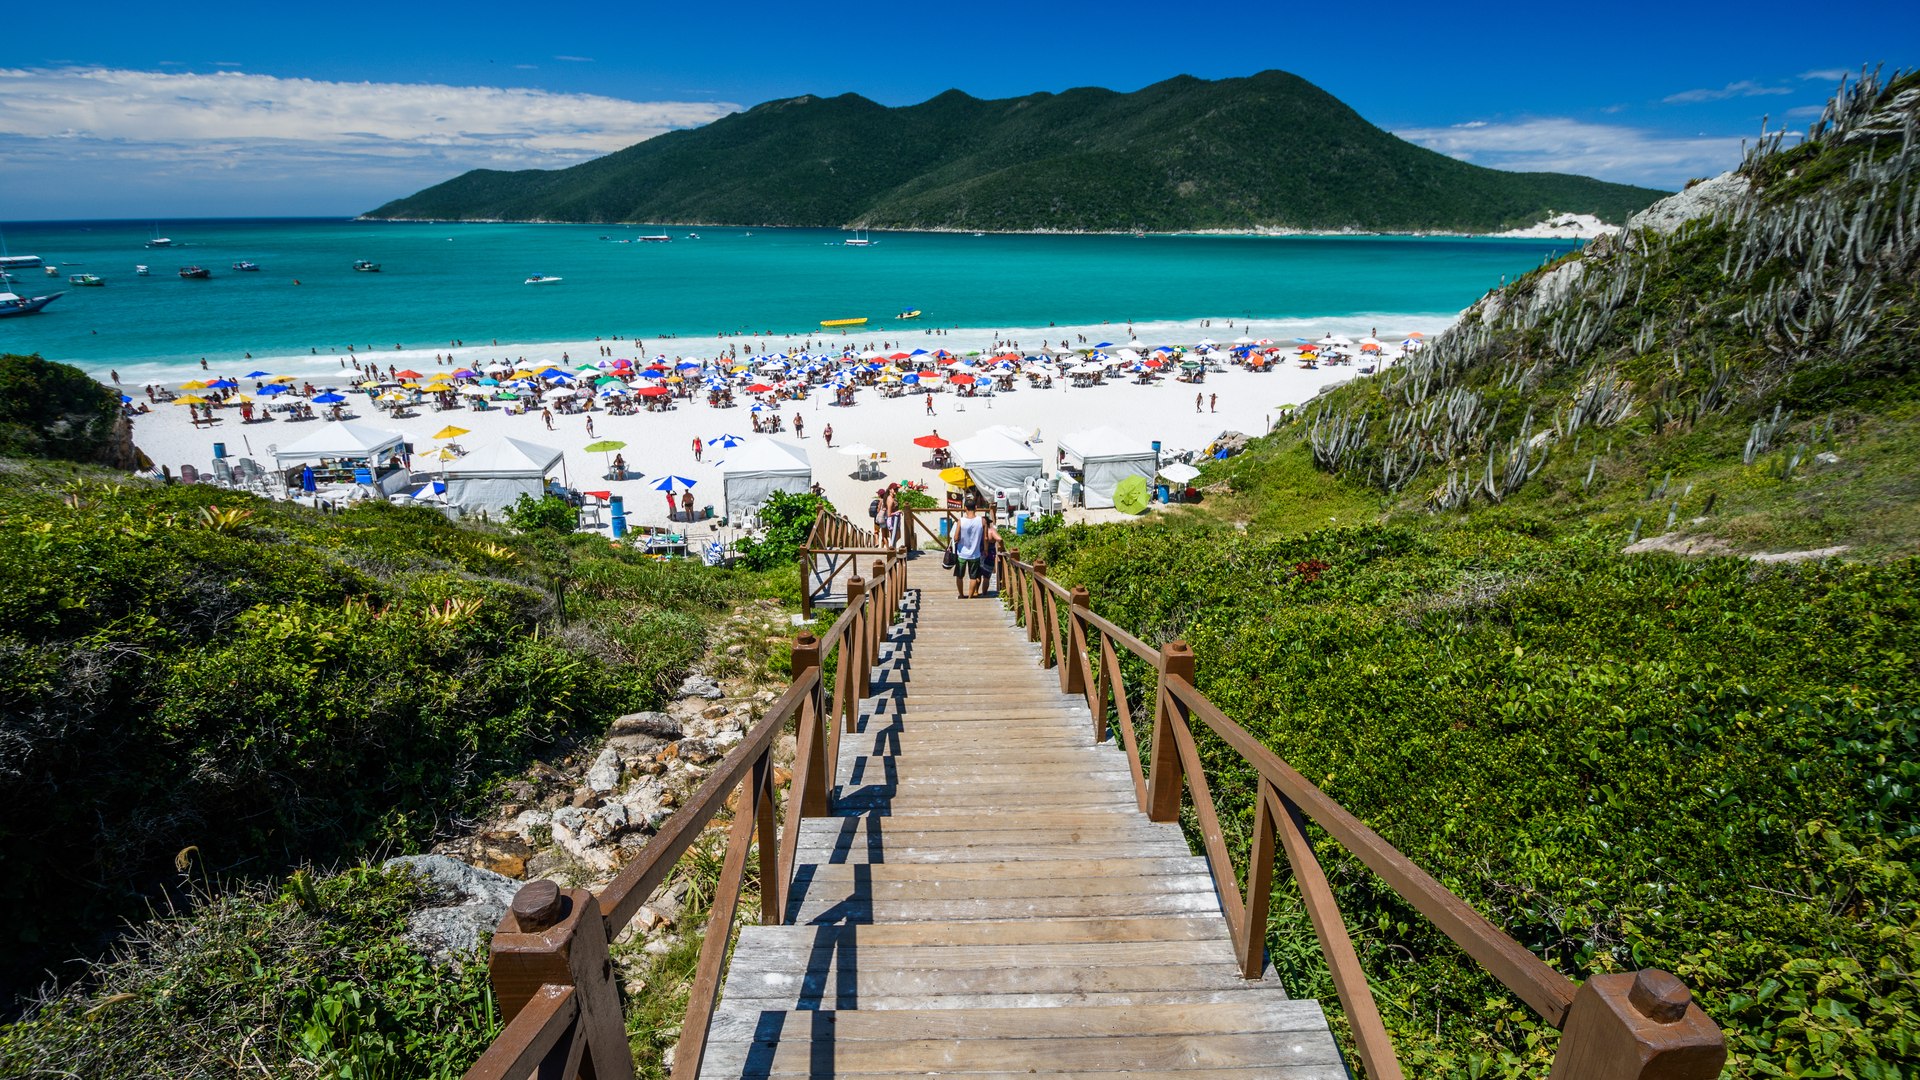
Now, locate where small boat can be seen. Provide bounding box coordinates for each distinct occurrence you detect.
[843,231,874,247]
[638,235,672,243]
[68,274,104,287]
[353,259,381,272]
[145,237,174,248]
[45,266,59,276]
[0,255,43,272]
[896,309,922,320]
[524,273,563,285]
[686,232,701,239]
[179,266,211,279]
[821,317,868,328]
[135,265,150,276]
[232,260,261,272]
[0,290,62,317]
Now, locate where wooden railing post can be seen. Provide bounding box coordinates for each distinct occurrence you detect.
[843,574,868,728]
[1146,639,1194,822]
[1547,970,1727,1080]
[1063,586,1090,695]
[489,881,635,1079]
[791,632,828,817]
[871,558,889,660]
[1031,559,1049,649]
[798,546,812,618]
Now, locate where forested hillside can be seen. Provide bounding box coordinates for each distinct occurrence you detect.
[366,71,1663,233]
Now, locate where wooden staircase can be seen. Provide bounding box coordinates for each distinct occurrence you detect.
[698,558,1346,1078]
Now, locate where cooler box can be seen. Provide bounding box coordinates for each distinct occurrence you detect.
[1015,511,1029,535]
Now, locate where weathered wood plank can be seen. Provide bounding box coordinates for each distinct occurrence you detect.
[698,1029,1343,1074]
[785,890,1224,923]
[783,857,1210,883]
[706,998,1329,1043]
[735,915,1227,949]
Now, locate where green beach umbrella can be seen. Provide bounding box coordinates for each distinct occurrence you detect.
[584,438,628,472]
[1113,475,1151,516]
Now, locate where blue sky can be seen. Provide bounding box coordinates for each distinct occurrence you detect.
[3,0,1911,219]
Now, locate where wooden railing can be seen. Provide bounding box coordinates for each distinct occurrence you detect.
[799,506,894,616]
[993,548,1728,1080]
[463,546,910,1080]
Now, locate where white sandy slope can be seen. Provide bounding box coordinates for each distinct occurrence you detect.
[117,314,1447,532]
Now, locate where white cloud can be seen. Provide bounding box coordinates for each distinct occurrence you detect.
[1800,68,1852,82]
[554,55,595,63]
[1663,80,1792,104]
[1395,117,1749,189]
[0,67,738,215]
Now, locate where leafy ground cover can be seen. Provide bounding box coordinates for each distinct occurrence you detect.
[1020,515,1917,1078]
[0,455,764,1004]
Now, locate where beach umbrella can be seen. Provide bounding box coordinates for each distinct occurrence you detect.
[244,370,272,379]
[948,373,976,385]
[173,394,209,405]
[1126,338,1146,348]
[652,476,696,493]
[1233,336,1254,345]
[458,385,490,397]
[396,369,424,380]
[493,390,519,400]
[206,378,237,389]
[676,360,701,371]
[835,441,879,458]
[377,390,408,402]
[709,433,745,448]
[745,382,774,393]
[180,380,208,390]
[478,377,499,386]
[1112,475,1151,516]
[1159,462,1201,484]
[313,392,345,404]
[301,465,316,493]
[583,439,628,471]
[912,434,949,449]
[453,369,478,378]
[412,480,448,500]
[636,386,669,397]
[259,384,290,395]
[1094,341,1113,348]
[939,466,971,486]
[432,425,470,441]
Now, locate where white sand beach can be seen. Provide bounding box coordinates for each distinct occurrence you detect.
[117,315,1440,533]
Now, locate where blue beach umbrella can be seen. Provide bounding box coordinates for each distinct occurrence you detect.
[259,384,290,395]
[1094,341,1113,348]
[636,368,666,379]
[676,360,701,371]
[709,433,745,448]
[244,370,272,378]
[206,378,237,389]
[652,476,696,493]
[313,392,345,404]
[301,465,316,492]
[120,394,132,403]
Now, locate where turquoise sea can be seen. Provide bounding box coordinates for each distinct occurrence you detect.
[0,219,1578,382]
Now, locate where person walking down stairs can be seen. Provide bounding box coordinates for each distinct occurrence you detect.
[951,498,986,599]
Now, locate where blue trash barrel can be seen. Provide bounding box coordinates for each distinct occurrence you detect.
[609,494,626,539]
[1157,484,1170,503]
[939,517,951,539]
[1015,511,1029,535]
[212,442,227,459]
[1151,440,1162,454]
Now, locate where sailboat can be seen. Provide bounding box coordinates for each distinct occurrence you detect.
[145,223,175,248]
[842,230,875,247]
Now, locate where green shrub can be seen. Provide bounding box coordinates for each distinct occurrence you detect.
[0,353,124,464]
[733,491,833,571]
[503,492,579,534]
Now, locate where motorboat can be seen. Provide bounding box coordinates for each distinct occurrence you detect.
[179,266,211,279]
[639,235,672,243]
[896,309,922,320]
[524,273,563,285]
[232,260,261,272]
[0,290,61,317]
[135,264,150,276]
[68,274,104,287]
[686,232,701,239]
[0,255,42,272]
[353,259,381,272]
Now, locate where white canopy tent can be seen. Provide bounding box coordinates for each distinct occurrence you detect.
[272,421,406,466]
[948,431,1044,508]
[442,437,566,515]
[1058,426,1158,509]
[719,438,812,521]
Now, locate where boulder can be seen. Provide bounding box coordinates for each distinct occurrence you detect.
[676,737,726,765]
[606,733,666,762]
[610,711,683,739]
[678,674,725,700]
[383,854,521,963]
[550,806,622,871]
[701,703,731,721]
[585,747,622,793]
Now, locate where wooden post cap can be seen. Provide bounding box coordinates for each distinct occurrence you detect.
[1071,586,1091,606]
[1034,559,1048,576]
[1629,969,1691,1023]
[795,632,817,649]
[511,880,564,931]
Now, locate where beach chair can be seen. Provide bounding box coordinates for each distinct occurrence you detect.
[179,464,199,485]
[212,459,235,486]
[353,467,375,487]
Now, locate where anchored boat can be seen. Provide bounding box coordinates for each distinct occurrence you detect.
[232,261,261,272]
[179,266,211,279]
[353,259,381,272]
[0,290,62,317]
[68,274,104,287]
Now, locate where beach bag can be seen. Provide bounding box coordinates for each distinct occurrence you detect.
[941,549,957,569]
[868,498,881,520]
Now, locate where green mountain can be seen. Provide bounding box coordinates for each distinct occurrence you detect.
[365,71,1665,233]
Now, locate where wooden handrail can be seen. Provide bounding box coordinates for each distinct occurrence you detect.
[991,555,1726,1080]
[464,547,910,1080]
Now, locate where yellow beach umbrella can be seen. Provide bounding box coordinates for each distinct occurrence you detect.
[180,380,208,390]
[270,374,297,382]
[359,380,382,388]
[174,394,208,405]
[939,466,971,486]
[432,425,471,441]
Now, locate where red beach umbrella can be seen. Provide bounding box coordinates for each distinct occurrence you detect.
[746,382,774,393]
[913,434,949,449]
[636,386,670,397]
[947,373,976,385]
